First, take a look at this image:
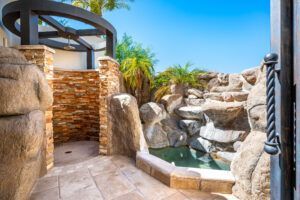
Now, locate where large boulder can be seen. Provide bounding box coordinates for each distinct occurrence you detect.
[176,106,205,120]
[231,131,270,200]
[0,111,44,200]
[189,136,215,153]
[179,119,204,136]
[167,130,187,147]
[203,92,224,101]
[0,48,53,116]
[247,66,266,132]
[211,74,243,92]
[170,84,186,95]
[187,88,203,98]
[161,94,183,113]
[184,98,206,106]
[216,151,236,163]
[198,72,218,81]
[143,123,169,148]
[201,101,245,127]
[109,94,148,157]
[199,122,247,143]
[222,92,249,102]
[140,102,167,124]
[242,67,259,85]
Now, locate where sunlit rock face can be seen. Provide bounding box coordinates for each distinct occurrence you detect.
[109,93,148,157]
[0,48,53,115]
[0,47,52,200]
[231,131,270,200]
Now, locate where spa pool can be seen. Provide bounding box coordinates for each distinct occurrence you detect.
[149,146,230,171]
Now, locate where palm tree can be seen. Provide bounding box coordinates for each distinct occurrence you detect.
[71,0,134,16]
[116,34,157,105]
[153,63,206,101]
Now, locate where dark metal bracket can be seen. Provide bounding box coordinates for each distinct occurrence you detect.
[264,53,281,155]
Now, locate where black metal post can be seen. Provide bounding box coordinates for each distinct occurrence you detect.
[20,9,39,45]
[87,49,95,69]
[270,0,294,199]
[264,53,280,155]
[293,1,300,199]
[106,31,116,58]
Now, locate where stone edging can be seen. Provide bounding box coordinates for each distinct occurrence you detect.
[14,45,56,54]
[136,151,235,194]
[98,56,119,66]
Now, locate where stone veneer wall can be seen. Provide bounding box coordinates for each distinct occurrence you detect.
[15,47,122,162]
[52,69,100,143]
[99,57,122,155]
[16,45,55,172]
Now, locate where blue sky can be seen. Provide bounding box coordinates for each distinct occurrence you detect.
[104,0,270,73]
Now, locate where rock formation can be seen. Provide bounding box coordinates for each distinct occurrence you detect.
[231,66,270,199]
[109,94,148,158]
[0,47,53,200]
[138,64,269,199]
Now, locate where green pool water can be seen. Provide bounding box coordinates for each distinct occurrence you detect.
[149,147,230,171]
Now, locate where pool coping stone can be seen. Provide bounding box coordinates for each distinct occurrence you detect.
[136,151,235,194]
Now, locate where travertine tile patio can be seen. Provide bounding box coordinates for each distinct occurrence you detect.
[31,155,238,200]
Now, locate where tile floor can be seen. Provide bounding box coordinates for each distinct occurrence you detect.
[31,142,238,200]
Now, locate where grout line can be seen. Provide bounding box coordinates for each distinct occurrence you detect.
[114,159,147,199]
[88,168,106,200]
[57,175,61,199]
[178,190,192,200]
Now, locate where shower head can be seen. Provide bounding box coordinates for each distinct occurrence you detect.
[63,36,75,51]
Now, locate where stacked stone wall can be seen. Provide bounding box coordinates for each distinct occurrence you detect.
[16,45,55,171]
[52,69,100,144]
[98,57,122,155]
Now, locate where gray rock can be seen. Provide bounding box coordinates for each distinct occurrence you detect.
[188,94,198,99]
[216,151,236,163]
[0,48,53,116]
[176,106,205,120]
[247,66,266,132]
[189,136,215,153]
[179,119,203,136]
[200,122,247,143]
[184,98,206,106]
[140,102,166,124]
[233,141,243,151]
[143,123,169,148]
[167,130,187,147]
[203,92,224,101]
[201,101,245,127]
[231,131,269,200]
[109,94,148,157]
[161,94,183,113]
[187,88,203,98]
[0,110,44,200]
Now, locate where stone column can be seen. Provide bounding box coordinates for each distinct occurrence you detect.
[98,56,122,155]
[16,45,55,172]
